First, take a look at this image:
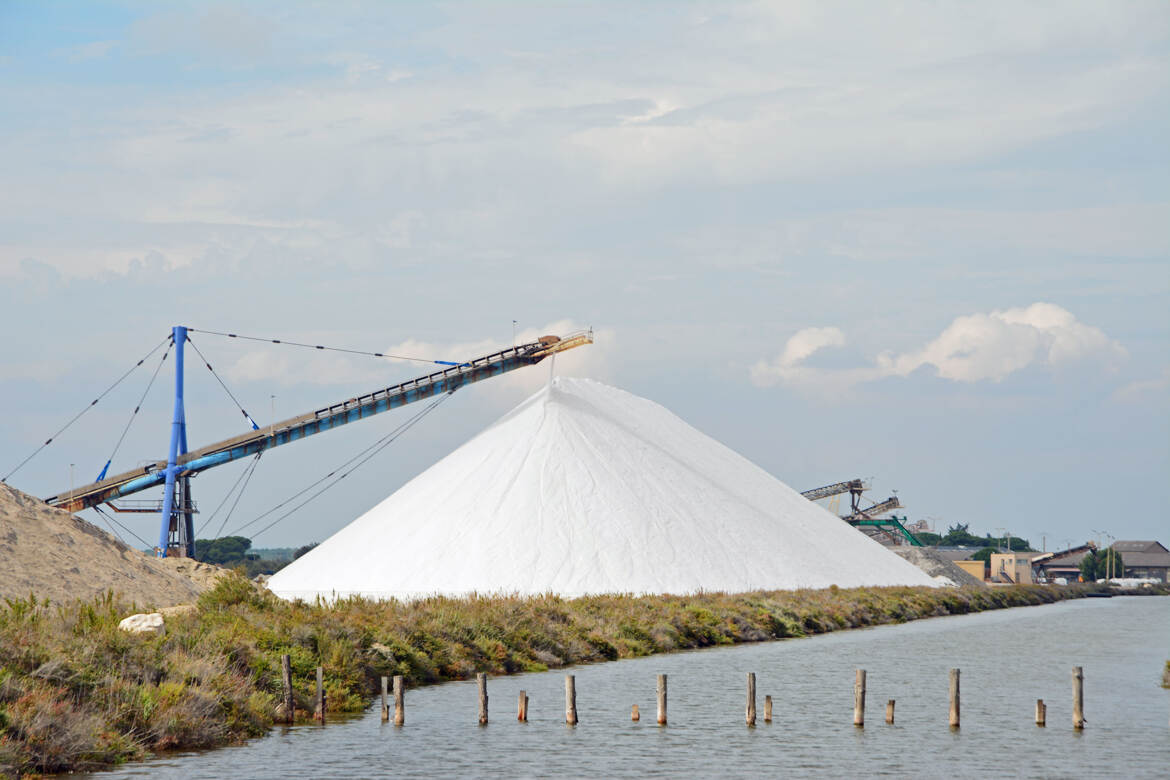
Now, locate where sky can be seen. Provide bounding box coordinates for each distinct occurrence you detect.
[0,1,1167,554]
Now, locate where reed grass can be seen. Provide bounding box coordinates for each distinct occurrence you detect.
[1,579,1163,777]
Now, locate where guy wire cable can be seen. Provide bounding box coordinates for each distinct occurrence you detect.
[226,393,450,536]
[2,334,172,483]
[96,339,174,482]
[93,505,152,549]
[195,451,263,538]
[231,391,452,541]
[185,336,261,430]
[185,326,470,366]
[212,451,263,541]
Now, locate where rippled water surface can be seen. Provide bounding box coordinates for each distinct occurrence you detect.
[90,596,1170,779]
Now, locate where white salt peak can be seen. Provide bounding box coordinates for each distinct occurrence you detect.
[268,377,937,600]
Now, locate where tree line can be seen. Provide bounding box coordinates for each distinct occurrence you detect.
[913,522,1034,552]
[193,536,318,576]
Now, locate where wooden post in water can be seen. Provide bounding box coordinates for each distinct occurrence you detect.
[657,674,667,725]
[631,704,640,722]
[518,690,528,722]
[477,673,489,725]
[565,674,578,725]
[393,675,405,727]
[764,695,773,724]
[280,654,294,724]
[1072,666,1084,730]
[380,676,390,722]
[1035,698,1046,727]
[746,672,757,727]
[886,699,895,725]
[315,666,325,724]
[853,669,866,727]
[948,669,960,729]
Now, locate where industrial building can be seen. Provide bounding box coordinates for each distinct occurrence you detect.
[1110,540,1170,582]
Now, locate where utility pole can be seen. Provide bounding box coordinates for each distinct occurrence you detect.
[1091,529,1104,579]
[1103,532,1116,579]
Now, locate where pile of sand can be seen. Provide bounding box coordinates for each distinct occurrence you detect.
[0,482,227,608]
[270,377,938,600]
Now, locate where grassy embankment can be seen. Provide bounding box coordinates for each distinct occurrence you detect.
[1,578,1165,777]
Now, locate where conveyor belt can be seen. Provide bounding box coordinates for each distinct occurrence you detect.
[45,330,592,513]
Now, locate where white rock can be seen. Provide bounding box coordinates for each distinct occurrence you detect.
[118,612,166,636]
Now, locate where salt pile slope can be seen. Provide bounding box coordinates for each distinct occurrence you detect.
[268,378,938,600]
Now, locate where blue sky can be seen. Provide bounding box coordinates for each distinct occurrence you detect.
[1,1,1167,552]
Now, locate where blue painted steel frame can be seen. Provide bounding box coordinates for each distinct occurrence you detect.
[156,326,188,556]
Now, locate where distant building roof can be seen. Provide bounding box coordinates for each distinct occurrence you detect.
[1038,549,1094,567]
[1112,540,1168,554]
[1110,541,1170,568]
[932,548,981,562]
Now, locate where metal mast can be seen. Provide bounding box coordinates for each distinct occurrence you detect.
[156,326,195,557]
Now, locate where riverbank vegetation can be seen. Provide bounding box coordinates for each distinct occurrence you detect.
[1,579,1164,777]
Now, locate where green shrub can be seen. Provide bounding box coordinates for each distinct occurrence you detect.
[197,574,273,611]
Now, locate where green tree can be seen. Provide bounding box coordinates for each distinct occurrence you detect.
[1079,548,1124,581]
[293,543,318,560]
[993,535,1033,552]
[971,547,998,563]
[941,523,985,546]
[938,524,1032,551]
[194,536,253,565]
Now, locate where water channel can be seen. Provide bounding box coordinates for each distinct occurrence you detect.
[91,596,1169,779]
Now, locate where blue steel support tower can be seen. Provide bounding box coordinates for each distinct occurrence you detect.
[156,325,194,558]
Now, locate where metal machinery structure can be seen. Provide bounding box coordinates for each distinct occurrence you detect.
[800,479,922,547]
[800,479,867,515]
[45,326,593,557]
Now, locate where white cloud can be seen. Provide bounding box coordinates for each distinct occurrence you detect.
[4,2,1166,280]
[750,327,846,386]
[1112,367,1170,403]
[753,303,1126,390]
[779,326,845,367]
[0,244,204,279]
[883,303,1126,381]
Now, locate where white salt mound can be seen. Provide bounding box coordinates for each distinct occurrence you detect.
[268,377,938,600]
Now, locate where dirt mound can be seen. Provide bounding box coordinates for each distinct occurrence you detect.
[891,547,986,587]
[155,556,231,590]
[0,482,225,608]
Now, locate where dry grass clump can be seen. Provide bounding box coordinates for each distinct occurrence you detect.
[1,577,1161,777]
[0,589,270,778]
